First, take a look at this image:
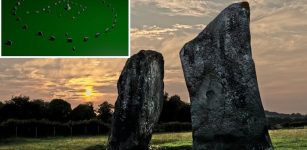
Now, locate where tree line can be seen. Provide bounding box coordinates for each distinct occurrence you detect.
[0,96,115,138]
[0,93,191,138]
[1,94,307,126]
[1,94,307,138]
[0,96,113,123]
[0,93,192,124]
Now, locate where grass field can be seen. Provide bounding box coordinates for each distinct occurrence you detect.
[0,129,307,150]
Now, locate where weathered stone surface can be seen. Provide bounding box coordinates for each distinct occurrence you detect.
[107,50,164,150]
[180,2,273,150]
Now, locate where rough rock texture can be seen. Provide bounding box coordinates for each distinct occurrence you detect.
[180,2,273,150]
[107,50,164,150]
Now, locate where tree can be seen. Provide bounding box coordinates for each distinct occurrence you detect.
[28,99,49,120]
[159,94,191,123]
[0,103,16,122]
[159,92,169,122]
[70,102,96,121]
[178,104,191,122]
[10,95,31,119]
[48,99,71,122]
[0,101,4,108]
[97,101,114,123]
[0,101,3,114]
[163,92,169,102]
[0,96,30,121]
[0,101,2,121]
[167,95,185,121]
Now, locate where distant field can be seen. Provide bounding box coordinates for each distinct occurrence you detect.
[0,129,307,150]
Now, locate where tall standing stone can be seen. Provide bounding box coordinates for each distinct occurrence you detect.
[107,50,164,150]
[180,2,273,150]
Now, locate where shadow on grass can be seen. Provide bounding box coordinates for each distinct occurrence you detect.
[0,137,54,146]
[84,145,106,150]
[84,145,191,150]
[151,145,192,150]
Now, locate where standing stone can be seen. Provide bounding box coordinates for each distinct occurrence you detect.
[107,50,164,150]
[180,2,273,150]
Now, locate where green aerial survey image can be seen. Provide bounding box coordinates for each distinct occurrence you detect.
[2,0,129,56]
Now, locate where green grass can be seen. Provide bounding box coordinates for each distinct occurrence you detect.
[0,136,108,150]
[1,129,307,150]
[270,129,307,150]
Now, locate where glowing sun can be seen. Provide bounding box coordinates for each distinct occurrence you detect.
[85,88,92,97]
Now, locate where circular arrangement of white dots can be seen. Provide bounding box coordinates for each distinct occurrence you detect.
[8,0,118,52]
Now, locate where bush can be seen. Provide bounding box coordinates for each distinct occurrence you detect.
[0,119,110,138]
[281,121,307,129]
[154,122,191,133]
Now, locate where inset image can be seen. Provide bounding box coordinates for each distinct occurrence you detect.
[2,0,129,57]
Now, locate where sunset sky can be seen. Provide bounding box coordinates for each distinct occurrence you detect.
[1,0,307,114]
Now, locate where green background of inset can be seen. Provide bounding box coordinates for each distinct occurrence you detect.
[2,0,129,56]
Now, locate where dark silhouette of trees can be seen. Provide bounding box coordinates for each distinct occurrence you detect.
[0,97,49,122]
[47,99,72,122]
[10,96,31,119]
[2,94,307,131]
[97,101,114,123]
[178,104,191,122]
[70,102,96,121]
[0,101,3,107]
[159,93,191,123]
[0,97,111,123]
[0,96,32,121]
[0,101,3,121]
[28,99,49,120]
[159,92,169,122]
[167,95,185,121]
[0,102,18,122]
